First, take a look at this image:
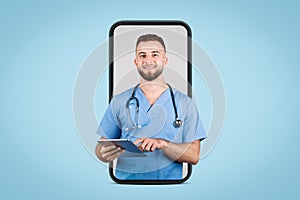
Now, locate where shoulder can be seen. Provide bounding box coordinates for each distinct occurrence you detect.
[173,88,193,104]
[110,87,134,106]
[173,88,199,113]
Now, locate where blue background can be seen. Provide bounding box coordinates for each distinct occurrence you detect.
[1,0,299,199]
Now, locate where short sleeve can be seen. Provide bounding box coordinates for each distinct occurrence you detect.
[182,100,206,143]
[96,104,121,139]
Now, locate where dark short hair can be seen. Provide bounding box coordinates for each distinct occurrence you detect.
[136,34,166,52]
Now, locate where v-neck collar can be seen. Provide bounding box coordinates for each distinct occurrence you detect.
[136,86,170,113]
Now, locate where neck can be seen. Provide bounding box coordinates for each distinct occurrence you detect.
[139,76,166,92]
[139,78,168,105]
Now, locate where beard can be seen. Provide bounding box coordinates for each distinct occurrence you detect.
[137,64,164,81]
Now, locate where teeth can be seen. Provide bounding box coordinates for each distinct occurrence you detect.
[144,65,155,70]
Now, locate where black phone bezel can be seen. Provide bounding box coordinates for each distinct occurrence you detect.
[108,20,192,184]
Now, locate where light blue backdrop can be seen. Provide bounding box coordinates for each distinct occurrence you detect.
[1,0,299,199]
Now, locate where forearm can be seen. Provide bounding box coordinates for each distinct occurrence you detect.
[162,140,200,165]
[134,138,201,165]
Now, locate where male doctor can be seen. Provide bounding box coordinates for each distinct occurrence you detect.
[95,34,206,180]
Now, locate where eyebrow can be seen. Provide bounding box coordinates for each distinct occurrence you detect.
[138,51,161,55]
[151,51,160,54]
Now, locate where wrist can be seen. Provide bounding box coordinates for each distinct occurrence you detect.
[161,139,170,150]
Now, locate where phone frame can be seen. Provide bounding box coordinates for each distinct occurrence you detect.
[108,20,192,184]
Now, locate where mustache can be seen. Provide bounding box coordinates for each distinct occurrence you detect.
[141,64,157,68]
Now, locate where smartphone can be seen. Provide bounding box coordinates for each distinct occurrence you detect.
[109,20,192,184]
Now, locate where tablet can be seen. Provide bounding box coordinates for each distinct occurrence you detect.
[97,139,146,157]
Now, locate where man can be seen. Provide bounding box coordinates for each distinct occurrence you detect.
[95,34,206,180]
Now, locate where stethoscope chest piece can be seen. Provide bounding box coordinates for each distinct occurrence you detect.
[173,118,182,128]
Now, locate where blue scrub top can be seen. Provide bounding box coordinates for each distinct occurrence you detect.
[97,86,206,180]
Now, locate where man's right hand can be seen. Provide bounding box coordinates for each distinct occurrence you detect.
[95,138,125,162]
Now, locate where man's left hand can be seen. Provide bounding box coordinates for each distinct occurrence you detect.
[134,138,169,152]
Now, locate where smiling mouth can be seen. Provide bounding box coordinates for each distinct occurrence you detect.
[143,65,156,71]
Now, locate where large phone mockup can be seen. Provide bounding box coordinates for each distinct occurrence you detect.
[109,20,192,184]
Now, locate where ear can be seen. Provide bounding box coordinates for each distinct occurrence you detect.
[164,56,168,65]
[134,58,138,67]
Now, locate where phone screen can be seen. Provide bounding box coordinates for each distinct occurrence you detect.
[109,21,192,184]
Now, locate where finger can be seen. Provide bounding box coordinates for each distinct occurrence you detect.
[137,145,144,152]
[105,149,125,161]
[151,143,158,152]
[144,141,154,152]
[98,141,114,147]
[102,146,122,158]
[101,144,118,154]
[102,148,121,161]
[134,138,145,145]
[139,139,150,151]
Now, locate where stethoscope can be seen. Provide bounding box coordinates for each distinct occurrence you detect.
[125,83,182,131]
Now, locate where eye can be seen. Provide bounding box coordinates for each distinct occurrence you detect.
[152,53,159,58]
[139,54,146,59]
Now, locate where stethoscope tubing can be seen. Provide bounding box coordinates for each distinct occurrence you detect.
[125,83,182,130]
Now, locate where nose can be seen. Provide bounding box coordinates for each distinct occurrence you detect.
[144,54,154,64]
